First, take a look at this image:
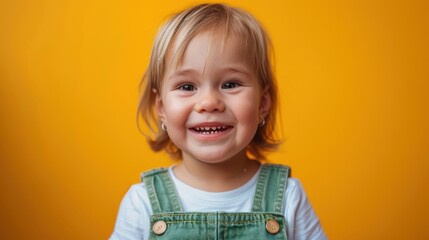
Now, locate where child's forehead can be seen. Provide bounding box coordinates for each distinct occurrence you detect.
[167,29,252,70]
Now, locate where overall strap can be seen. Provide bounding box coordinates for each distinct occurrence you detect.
[251,164,290,213]
[141,168,183,214]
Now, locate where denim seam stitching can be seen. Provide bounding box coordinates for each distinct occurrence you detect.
[252,165,269,212]
[274,167,287,213]
[160,171,183,212]
[144,176,162,214]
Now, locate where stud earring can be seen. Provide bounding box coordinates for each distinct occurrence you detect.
[259,116,265,127]
[161,122,167,131]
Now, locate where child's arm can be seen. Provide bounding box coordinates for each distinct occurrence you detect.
[284,178,328,240]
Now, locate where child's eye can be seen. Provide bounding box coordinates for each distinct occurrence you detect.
[178,84,196,91]
[222,81,241,89]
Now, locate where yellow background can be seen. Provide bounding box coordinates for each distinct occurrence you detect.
[1,0,428,239]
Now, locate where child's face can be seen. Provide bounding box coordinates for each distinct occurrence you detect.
[156,31,270,164]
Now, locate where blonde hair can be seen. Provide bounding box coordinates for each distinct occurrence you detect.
[138,3,281,160]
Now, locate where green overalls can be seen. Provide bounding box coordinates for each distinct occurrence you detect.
[141,164,290,240]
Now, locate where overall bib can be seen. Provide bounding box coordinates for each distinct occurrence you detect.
[142,164,290,240]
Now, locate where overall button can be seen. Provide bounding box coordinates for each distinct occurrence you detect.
[152,220,167,235]
[266,219,280,234]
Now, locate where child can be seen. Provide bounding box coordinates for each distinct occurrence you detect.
[111,3,327,240]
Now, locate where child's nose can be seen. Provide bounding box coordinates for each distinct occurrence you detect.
[193,90,225,113]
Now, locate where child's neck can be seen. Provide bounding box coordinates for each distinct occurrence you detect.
[173,153,261,192]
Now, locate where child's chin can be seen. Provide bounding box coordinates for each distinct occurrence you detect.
[191,151,242,164]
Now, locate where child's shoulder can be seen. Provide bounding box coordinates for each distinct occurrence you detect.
[131,165,304,197]
[125,182,148,201]
[286,177,303,194]
[258,163,305,201]
[120,182,151,213]
[140,167,168,179]
[261,163,291,174]
[123,167,170,205]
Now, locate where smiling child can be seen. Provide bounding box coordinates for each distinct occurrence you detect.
[111,3,327,239]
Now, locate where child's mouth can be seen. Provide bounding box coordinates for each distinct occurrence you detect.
[191,126,232,135]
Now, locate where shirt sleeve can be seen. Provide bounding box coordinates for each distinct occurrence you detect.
[110,184,151,240]
[284,178,328,240]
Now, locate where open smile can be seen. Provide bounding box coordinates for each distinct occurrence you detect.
[190,126,233,135]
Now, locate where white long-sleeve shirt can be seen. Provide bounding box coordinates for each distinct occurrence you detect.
[111,166,327,240]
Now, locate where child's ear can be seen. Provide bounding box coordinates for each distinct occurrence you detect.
[259,87,271,118]
[153,89,166,122]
